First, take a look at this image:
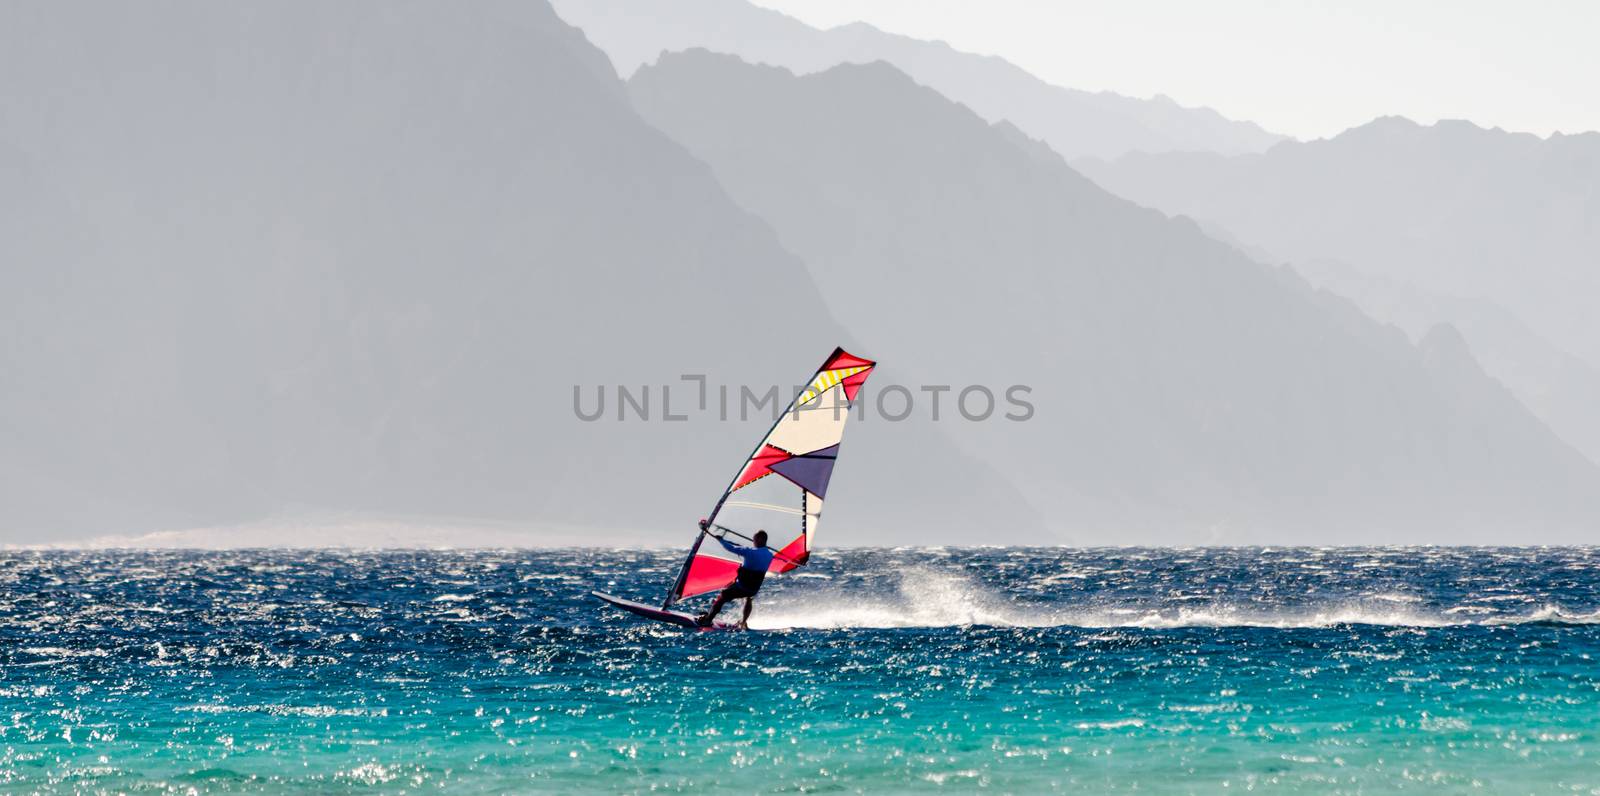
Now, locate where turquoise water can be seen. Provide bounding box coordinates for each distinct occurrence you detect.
[4,548,1600,793]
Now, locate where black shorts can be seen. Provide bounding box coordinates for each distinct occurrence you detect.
[719,571,765,600]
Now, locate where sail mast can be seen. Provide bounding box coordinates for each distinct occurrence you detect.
[662,347,875,607]
[661,353,834,608]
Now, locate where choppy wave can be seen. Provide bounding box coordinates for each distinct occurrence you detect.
[5,547,1600,793]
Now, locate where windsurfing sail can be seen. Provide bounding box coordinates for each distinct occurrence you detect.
[662,347,876,607]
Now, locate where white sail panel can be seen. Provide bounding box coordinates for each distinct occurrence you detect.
[768,383,854,454]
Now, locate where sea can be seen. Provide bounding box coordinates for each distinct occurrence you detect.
[4,547,1600,794]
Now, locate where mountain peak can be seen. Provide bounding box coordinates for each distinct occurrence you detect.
[1327,114,1423,142]
[829,20,883,35]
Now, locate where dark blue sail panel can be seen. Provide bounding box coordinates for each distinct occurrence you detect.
[768,444,840,498]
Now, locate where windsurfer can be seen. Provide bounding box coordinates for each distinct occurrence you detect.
[695,522,773,628]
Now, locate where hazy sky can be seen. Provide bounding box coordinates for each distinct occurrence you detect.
[752,0,1598,141]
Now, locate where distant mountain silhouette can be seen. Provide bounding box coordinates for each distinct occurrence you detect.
[552,0,1285,160]
[1289,258,1600,466]
[1076,116,1600,460]
[628,51,1600,542]
[0,0,1039,544]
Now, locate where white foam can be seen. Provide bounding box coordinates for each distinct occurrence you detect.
[21,646,110,659]
[1485,604,1600,625]
[1075,718,1145,730]
[177,703,388,717]
[750,567,1054,629]
[747,566,1600,630]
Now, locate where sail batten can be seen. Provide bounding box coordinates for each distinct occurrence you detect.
[664,347,876,606]
[723,500,806,516]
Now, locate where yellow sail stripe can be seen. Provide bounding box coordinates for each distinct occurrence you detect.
[796,365,871,407]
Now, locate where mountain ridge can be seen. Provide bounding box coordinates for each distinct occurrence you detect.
[1075,114,1600,462]
[0,0,1041,545]
[553,0,1286,159]
[628,49,1600,542]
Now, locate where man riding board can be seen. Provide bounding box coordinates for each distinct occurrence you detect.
[695,518,772,629]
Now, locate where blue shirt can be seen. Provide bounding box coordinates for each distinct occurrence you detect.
[716,536,775,572]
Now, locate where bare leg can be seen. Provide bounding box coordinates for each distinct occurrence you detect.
[739,596,754,629]
[698,591,731,625]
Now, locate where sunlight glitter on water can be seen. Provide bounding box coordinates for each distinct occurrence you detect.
[2,547,1599,793]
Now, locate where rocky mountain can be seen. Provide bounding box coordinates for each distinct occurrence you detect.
[1291,258,1600,465]
[1076,116,1600,460]
[627,50,1600,542]
[0,0,1038,545]
[552,0,1285,159]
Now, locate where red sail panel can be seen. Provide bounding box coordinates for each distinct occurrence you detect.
[823,348,876,371]
[767,535,810,573]
[840,369,871,401]
[733,444,793,491]
[678,554,740,601]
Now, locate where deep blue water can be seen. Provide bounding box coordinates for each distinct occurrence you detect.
[4,547,1600,793]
